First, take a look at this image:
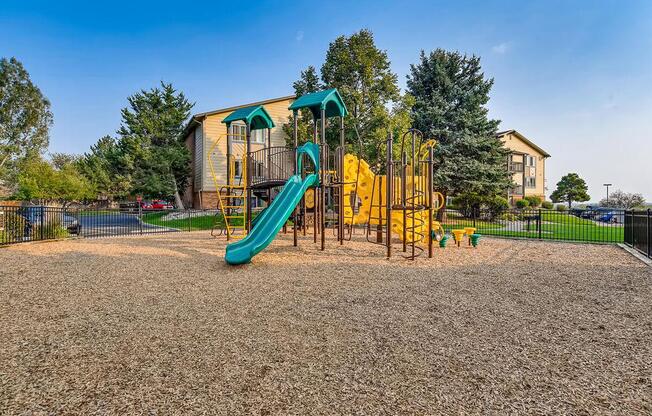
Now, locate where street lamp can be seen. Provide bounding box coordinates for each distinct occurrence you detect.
[603,183,612,203]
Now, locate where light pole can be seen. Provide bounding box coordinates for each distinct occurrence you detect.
[603,183,612,204]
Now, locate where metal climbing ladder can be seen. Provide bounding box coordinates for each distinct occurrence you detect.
[207,134,248,241]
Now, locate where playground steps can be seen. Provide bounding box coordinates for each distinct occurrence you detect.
[217,185,247,240]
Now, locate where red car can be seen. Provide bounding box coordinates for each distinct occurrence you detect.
[143,200,173,210]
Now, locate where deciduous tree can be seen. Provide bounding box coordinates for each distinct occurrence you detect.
[599,189,645,209]
[0,57,52,184]
[288,29,412,163]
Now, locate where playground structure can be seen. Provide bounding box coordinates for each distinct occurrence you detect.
[207,88,465,264]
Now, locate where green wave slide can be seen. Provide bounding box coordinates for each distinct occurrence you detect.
[225,142,320,265]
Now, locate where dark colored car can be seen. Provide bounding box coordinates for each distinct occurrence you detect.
[18,206,81,236]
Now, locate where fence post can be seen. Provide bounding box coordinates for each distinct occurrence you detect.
[40,206,44,241]
[647,208,652,258]
[138,204,143,235]
[538,209,542,239]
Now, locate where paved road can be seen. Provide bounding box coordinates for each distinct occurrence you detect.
[79,213,175,237]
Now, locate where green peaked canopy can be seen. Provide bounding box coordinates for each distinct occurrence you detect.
[288,88,348,119]
[222,105,275,130]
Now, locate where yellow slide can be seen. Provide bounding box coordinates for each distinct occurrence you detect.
[342,154,442,243]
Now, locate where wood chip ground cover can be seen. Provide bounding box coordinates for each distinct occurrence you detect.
[1,233,650,415]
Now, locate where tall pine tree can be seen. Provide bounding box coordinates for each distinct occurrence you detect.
[407,49,511,206]
[116,82,193,208]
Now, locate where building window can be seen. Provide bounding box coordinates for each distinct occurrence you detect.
[229,124,246,142]
[233,160,243,178]
[230,124,266,144]
[252,129,266,144]
[525,155,536,167]
[525,177,536,188]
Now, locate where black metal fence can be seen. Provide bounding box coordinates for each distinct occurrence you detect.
[0,205,222,245]
[624,210,651,259]
[439,208,625,244]
[0,205,630,246]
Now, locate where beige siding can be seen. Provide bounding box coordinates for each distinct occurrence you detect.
[500,132,547,199]
[201,97,294,191]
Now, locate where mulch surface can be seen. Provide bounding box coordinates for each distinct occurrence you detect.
[1,232,651,415]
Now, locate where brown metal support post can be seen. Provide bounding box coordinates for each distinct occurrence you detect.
[428,146,434,258]
[226,127,232,241]
[377,176,383,243]
[293,111,298,247]
[339,116,345,245]
[401,150,407,253]
[313,119,318,243]
[386,132,393,259]
[320,108,326,251]
[245,124,252,233]
[267,128,272,203]
[411,131,416,260]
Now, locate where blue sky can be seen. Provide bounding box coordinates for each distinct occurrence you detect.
[2,0,651,201]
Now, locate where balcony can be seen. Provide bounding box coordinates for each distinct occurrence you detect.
[508,161,524,173]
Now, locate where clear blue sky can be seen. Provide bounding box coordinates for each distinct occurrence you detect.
[2,0,651,201]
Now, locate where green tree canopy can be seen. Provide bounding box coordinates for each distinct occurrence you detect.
[550,173,590,208]
[0,57,53,183]
[116,82,193,208]
[287,29,412,163]
[14,155,94,206]
[407,49,511,201]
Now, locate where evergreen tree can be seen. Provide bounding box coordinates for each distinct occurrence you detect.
[407,49,511,203]
[550,173,590,208]
[116,82,193,208]
[77,135,130,199]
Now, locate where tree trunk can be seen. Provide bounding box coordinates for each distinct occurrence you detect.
[172,177,185,210]
[568,200,572,209]
[0,154,9,170]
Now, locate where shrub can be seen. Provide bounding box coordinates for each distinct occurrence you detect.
[451,192,483,218]
[486,196,509,220]
[515,199,530,209]
[1,212,26,242]
[541,201,553,209]
[555,204,568,211]
[500,212,518,221]
[524,195,542,207]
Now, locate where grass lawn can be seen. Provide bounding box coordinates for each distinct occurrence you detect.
[141,211,223,231]
[141,211,265,232]
[441,210,624,243]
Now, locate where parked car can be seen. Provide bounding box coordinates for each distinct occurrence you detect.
[18,206,81,236]
[119,201,140,213]
[145,200,173,210]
